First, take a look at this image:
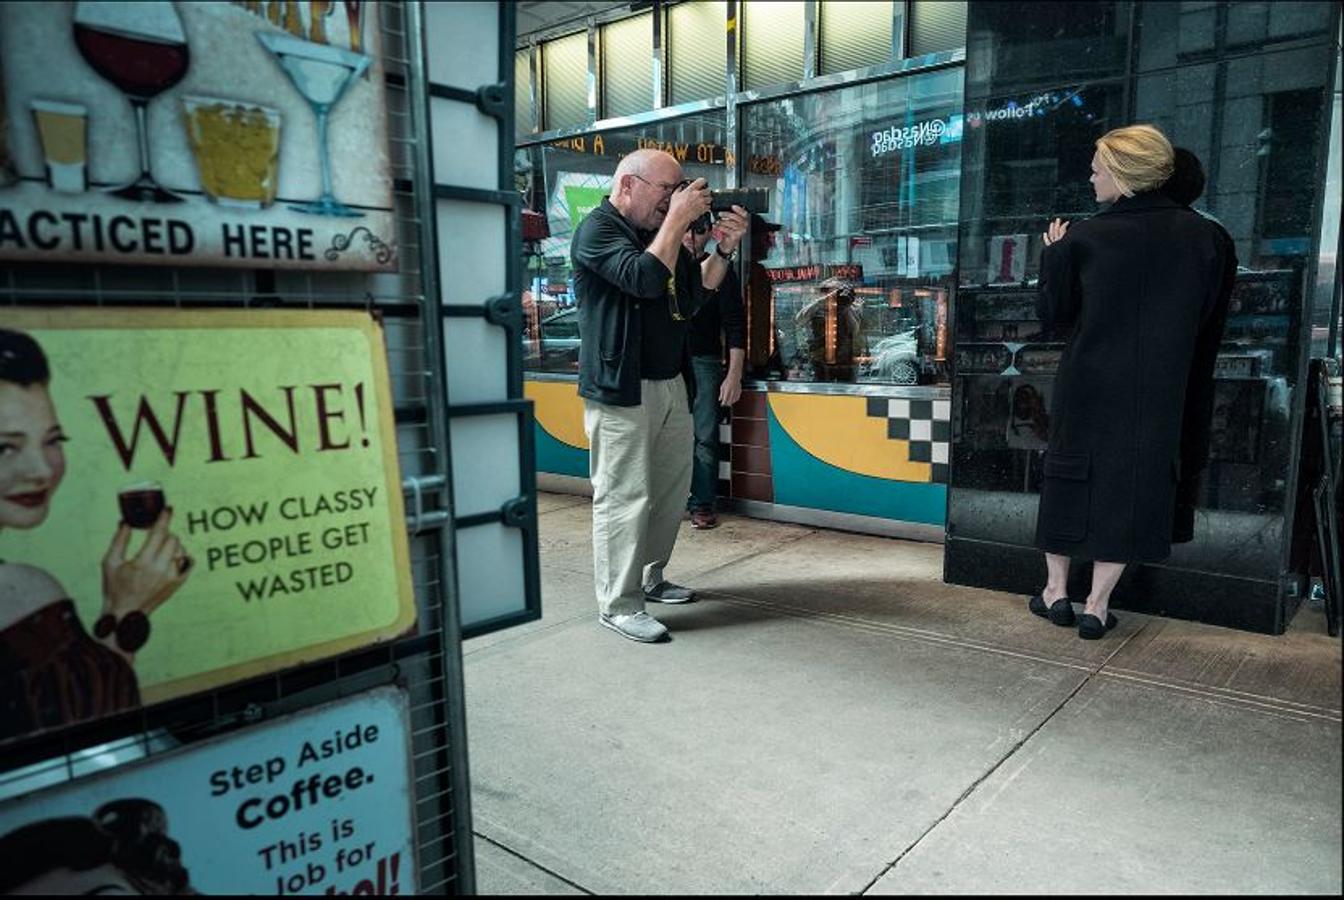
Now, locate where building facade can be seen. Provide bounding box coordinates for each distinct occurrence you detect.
[514,0,1341,631]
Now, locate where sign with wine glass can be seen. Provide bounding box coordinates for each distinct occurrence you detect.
[0,307,417,745]
[0,1,396,270]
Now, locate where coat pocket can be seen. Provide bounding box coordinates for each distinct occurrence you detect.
[1040,451,1090,542]
[596,302,626,363]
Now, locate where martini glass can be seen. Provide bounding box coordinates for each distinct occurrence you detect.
[73,1,189,203]
[256,30,369,217]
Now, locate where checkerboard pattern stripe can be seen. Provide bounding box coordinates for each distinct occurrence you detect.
[718,417,732,494]
[866,397,952,483]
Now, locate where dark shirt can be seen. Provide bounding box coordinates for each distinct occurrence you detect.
[571,199,706,405]
[638,228,695,379]
[1,599,140,740]
[688,259,746,359]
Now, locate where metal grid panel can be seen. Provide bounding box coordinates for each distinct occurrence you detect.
[0,2,465,892]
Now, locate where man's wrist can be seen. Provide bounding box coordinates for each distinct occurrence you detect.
[715,243,737,260]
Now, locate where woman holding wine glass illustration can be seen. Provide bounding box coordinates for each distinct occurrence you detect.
[0,329,192,741]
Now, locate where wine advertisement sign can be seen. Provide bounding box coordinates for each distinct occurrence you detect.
[0,1,395,270]
[0,309,416,744]
[0,687,418,895]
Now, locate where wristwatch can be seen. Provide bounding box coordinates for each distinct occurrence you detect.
[715,243,737,261]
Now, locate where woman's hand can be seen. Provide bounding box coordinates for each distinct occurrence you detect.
[101,508,192,620]
[1042,218,1070,246]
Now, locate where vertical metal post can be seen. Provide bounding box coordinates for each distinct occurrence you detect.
[406,0,473,890]
[1206,3,1230,212]
[653,0,664,109]
[1330,19,1344,358]
[587,16,599,124]
[726,0,739,189]
[528,40,540,133]
[1276,0,1344,630]
[893,0,907,61]
[803,0,817,80]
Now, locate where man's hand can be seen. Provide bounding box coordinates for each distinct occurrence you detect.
[718,371,742,407]
[667,177,711,229]
[713,206,749,254]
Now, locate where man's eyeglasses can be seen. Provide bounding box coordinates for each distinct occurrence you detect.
[631,174,689,196]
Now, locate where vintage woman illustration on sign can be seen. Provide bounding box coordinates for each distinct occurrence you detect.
[0,798,196,895]
[0,329,193,741]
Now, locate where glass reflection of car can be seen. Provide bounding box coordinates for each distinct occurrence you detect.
[525,307,581,370]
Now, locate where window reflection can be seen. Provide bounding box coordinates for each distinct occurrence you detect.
[948,2,1338,581]
[739,67,965,385]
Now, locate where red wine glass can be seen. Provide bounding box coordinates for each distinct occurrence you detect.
[72,1,190,203]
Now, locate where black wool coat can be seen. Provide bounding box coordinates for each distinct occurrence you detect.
[1034,191,1237,563]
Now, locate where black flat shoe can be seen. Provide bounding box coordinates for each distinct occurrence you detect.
[1078,612,1119,640]
[1028,595,1076,627]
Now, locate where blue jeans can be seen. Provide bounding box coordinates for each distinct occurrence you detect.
[688,355,723,512]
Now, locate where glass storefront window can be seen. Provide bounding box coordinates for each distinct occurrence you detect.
[958,81,1128,283]
[668,1,728,105]
[516,113,730,374]
[543,31,588,132]
[515,48,533,139]
[738,67,965,385]
[602,12,654,119]
[908,0,967,56]
[742,1,806,90]
[819,1,899,75]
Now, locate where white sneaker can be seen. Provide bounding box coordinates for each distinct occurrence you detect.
[599,611,669,642]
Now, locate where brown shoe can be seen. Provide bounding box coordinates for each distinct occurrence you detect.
[690,509,718,529]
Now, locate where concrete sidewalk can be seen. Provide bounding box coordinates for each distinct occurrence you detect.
[464,493,1342,894]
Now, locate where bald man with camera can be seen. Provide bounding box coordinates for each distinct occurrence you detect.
[571,149,747,643]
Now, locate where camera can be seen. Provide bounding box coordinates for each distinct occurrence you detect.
[689,187,771,234]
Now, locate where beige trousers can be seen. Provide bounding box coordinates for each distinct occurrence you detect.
[584,377,694,617]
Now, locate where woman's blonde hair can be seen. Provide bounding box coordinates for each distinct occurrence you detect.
[1094,124,1174,196]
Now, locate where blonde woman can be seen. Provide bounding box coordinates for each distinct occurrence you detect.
[1027,125,1237,639]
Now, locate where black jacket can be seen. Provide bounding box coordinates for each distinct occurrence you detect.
[1171,213,1237,542]
[1034,191,1237,563]
[571,199,703,406]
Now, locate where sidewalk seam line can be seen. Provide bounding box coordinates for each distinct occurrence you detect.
[1094,669,1342,723]
[681,527,823,581]
[708,591,1095,673]
[474,830,596,895]
[707,591,1337,722]
[854,624,1150,894]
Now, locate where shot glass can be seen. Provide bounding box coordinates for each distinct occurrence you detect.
[31,99,88,193]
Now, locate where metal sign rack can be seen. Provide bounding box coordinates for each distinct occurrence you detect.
[0,1,475,892]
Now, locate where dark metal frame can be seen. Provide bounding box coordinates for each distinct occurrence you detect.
[422,0,542,646]
[1275,1,1343,631]
[0,5,477,893]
